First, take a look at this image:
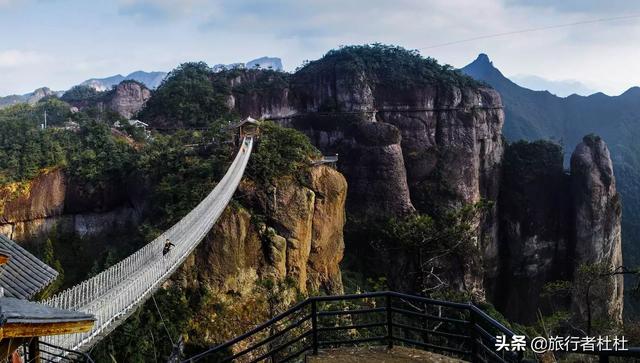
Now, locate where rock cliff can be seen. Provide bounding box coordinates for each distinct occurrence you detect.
[64,80,151,119]
[495,141,573,322]
[201,46,623,325]
[173,165,347,344]
[179,165,346,294]
[495,137,623,324]
[213,47,503,300]
[571,135,623,324]
[108,81,151,119]
[0,169,141,241]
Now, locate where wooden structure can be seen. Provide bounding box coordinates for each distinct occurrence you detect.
[0,235,95,362]
[228,117,261,145]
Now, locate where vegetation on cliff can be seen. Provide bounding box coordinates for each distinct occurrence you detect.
[293,44,482,92]
[247,121,320,184]
[344,201,490,299]
[61,85,102,104]
[139,62,232,128]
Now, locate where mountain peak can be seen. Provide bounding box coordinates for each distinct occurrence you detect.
[461,53,505,81]
[475,53,492,65]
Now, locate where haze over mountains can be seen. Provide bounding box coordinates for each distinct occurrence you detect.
[509,74,596,97]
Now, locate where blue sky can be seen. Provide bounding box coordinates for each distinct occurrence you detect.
[1,0,640,96]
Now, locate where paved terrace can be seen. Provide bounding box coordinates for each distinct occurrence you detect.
[308,346,465,363]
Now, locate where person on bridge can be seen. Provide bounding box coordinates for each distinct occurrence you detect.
[163,239,175,256]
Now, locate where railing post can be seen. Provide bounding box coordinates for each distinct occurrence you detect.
[469,305,479,363]
[311,299,319,355]
[29,337,41,363]
[386,293,393,350]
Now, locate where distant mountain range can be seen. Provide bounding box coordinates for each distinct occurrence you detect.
[0,56,284,108]
[462,53,640,156]
[213,56,284,72]
[509,74,596,97]
[461,54,640,315]
[0,87,64,108]
[80,71,168,92]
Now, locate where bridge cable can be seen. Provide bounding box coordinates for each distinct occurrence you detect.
[152,294,176,347]
[420,13,640,49]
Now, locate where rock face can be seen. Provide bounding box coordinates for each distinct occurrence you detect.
[174,165,347,344]
[571,135,623,323]
[108,81,151,119]
[224,66,504,223]
[179,165,347,294]
[494,141,573,322]
[0,169,142,241]
[494,137,623,324]
[64,80,152,119]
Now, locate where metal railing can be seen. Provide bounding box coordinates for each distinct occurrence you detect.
[38,341,95,363]
[183,291,516,363]
[19,340,94,363]
[183,291,640,363]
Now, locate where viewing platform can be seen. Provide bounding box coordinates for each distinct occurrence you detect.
[309,346,464,362]
[312,154,339,167]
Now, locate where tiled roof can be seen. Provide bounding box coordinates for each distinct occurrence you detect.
[0,234,58,300]
[228,117,260,129]
[0,296,94,325]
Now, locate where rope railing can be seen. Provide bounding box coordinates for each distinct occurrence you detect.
[40,137,254,358]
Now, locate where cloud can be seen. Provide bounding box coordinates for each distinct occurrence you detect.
[505,0,640,15]
[0,0,20,7]
[118,0,209,21]
[0,50,47,68]
[2,0,640,95]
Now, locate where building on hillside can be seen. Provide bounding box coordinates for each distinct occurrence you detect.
[228,117,261,145]
[0,234,95,363]
[114,119,149,129]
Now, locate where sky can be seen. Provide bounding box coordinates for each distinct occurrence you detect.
[1,0,640,96]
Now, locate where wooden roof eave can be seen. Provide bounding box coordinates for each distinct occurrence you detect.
[0,319,94,339]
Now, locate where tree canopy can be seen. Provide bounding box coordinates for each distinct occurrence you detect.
[139,62,232,128]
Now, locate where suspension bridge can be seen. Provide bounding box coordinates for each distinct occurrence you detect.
[39,137,254,357]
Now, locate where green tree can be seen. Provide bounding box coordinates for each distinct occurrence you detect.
[247,121,320,184]
[37,238,64,299]
[139,62,232,128]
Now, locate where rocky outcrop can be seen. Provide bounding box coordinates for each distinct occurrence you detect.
[64,80,151,119]
[494,137,623,325]
[222,65,503,222]
[27,87,56,104]
[494,141,573,322]
[183,165,346,292]
[0,169,66,223]
[217,55,503,300]
[174,165,347,344]
[571,135,623,324]
[108,81,151,119]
